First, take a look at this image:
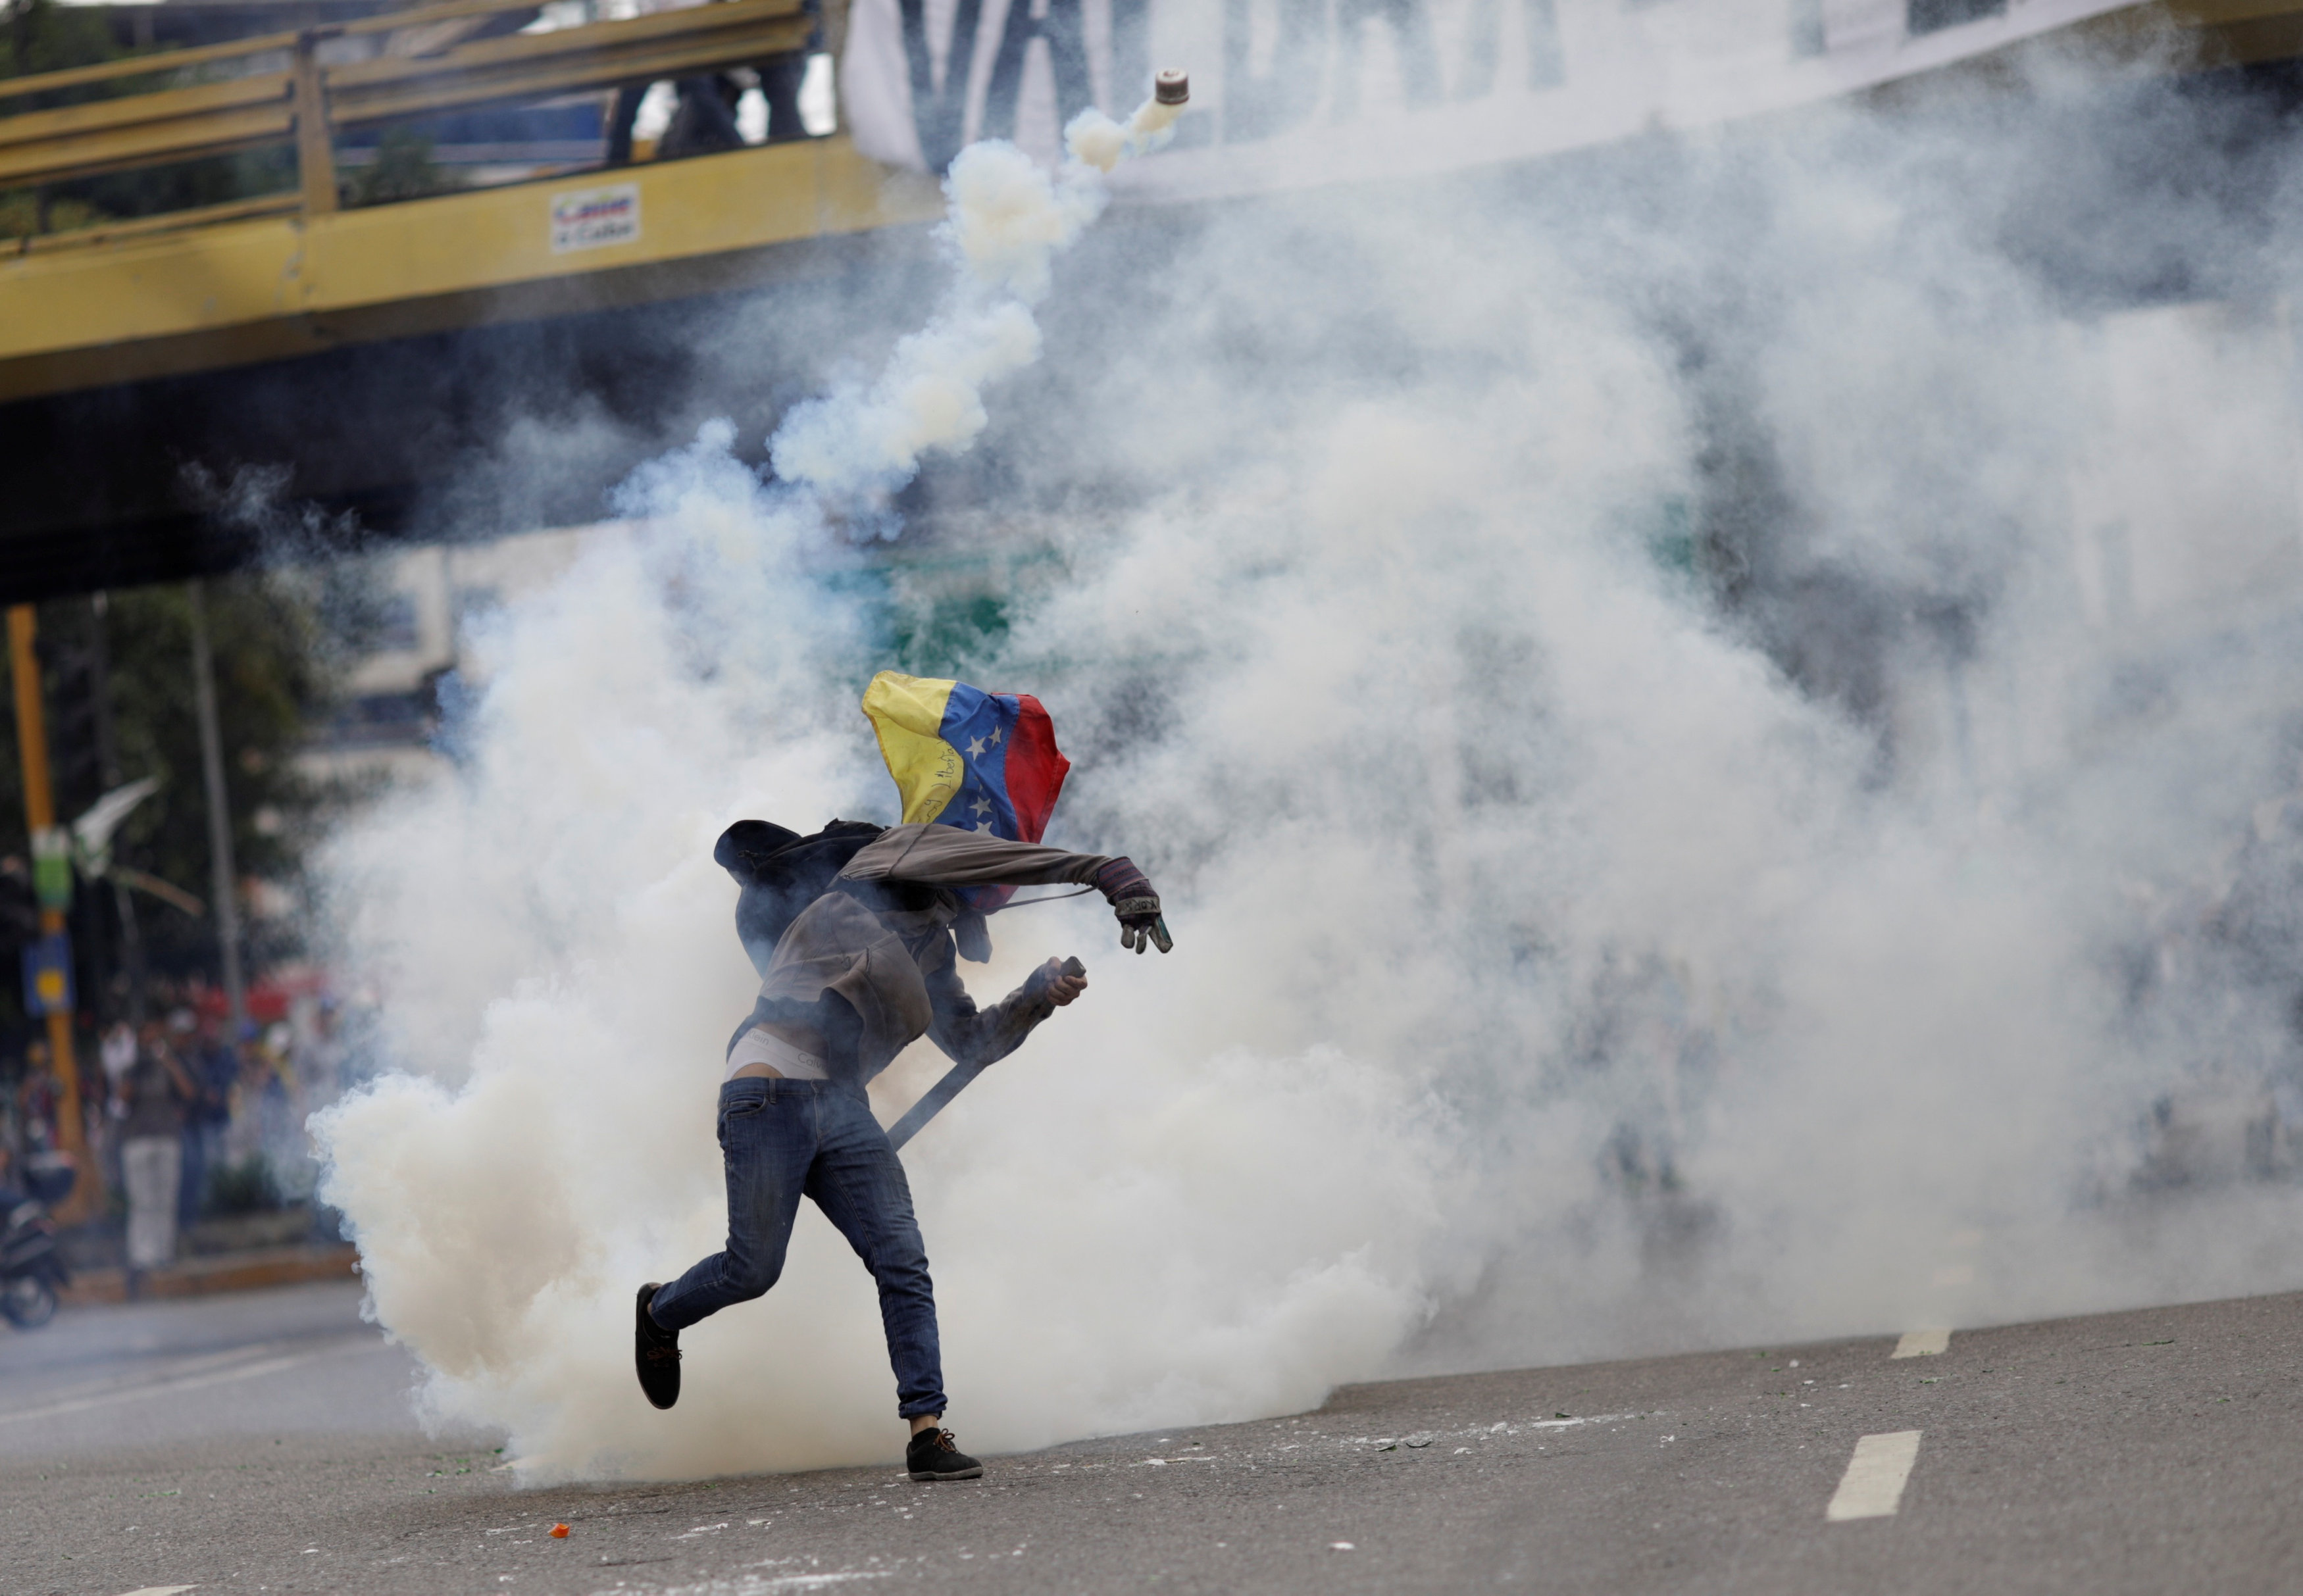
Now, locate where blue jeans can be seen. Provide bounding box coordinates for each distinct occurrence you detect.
[647,1077,946,1419]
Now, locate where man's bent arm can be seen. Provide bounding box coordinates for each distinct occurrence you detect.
[921,951,1059,1069]
[840,824,1108,889]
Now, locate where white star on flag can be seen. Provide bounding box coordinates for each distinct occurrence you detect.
[966,736,986,757]
[989,726,1003,745]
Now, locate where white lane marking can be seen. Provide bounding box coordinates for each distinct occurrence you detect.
[1826,1430,1922,1521]
[1892,1329,1950,1359]
[114,1587,198,1595]
[661,1576,886,1595]
[0,1335,380,1426]
[7,1341,291,1409]
[1532,1412,1632,1429]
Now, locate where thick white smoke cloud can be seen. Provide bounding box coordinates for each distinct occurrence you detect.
[316,48,2303,1483]
[314,446,1450,1476]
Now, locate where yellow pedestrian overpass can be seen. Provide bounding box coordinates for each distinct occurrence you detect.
[2,0,2302,599]
[9,0,2303,411]
[0,0,942,406]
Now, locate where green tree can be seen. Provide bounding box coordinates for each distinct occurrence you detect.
[0,575,357,1028]
[0,0,118,84]
[0,0,125,237]
[0,0,298,241]
[345,127,465,208]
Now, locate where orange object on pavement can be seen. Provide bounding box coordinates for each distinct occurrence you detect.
[551,1524,570,1538]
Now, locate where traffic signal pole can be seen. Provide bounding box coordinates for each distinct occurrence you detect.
[7,605,99,1224]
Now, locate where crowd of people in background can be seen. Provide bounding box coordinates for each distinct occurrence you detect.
[3,982,351,1288]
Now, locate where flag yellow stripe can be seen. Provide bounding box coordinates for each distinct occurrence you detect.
[861,670,963,825]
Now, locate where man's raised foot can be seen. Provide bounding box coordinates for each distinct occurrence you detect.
[907,1426,984,1481]
[635,1282,681,1409]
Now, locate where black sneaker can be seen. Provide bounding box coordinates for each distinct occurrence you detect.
[635,1283,680,1410]
[906,1427,984,1482]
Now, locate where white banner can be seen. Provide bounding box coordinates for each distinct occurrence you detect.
[841,0,2138,197]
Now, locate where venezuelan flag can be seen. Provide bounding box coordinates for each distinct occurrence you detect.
[861,672,1072,851]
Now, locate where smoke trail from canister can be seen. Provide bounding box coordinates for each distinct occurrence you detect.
[767,80,1189,511]
[1063,70,1190,175]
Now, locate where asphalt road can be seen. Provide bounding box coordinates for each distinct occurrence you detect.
[2,1280,2298,1596]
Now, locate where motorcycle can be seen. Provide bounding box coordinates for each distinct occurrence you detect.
[0,1152,76,1330]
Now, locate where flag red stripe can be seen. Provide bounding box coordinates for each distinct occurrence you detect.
[1003,694,1071,843]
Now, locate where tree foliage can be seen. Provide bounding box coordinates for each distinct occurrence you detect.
[0,0,298,239]
[0,0,116,84]
[0,576,354,1026]
[345,127,465,208]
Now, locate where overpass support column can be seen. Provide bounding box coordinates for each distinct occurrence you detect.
[293,32,340,215]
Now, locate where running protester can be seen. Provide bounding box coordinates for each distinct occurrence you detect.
[636,674,1173,1483]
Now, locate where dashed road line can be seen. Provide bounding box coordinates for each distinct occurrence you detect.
[1892,1328,1950,1359]
[1826,1430,1922,1521]
[0,1334,379,1426]
[10,1341,286,1407]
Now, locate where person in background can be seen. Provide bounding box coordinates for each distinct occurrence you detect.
[256,1021,305,1191]
[0,1143,26,1212]
[99,1020,136,1101]
[17,1041,56,1151]
[239,1023,290,1173]
[751,0,821,142]
[100,1018,136,1199]
[99,1019,135,1081]
[756,53,807,143]
[291,996,344,1114]
[78,1048,107,1204]
[608,74,746,164]
[0,1058,20,1176]
[182,1014,237,1224]
[603,0,819,165]
[116,1022,197,1293]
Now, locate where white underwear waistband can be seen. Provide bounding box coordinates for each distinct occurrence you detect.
[725,1028,829,1082]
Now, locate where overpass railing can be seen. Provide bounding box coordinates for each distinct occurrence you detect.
[0,0,827,222]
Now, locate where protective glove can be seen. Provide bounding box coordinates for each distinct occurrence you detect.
[1091,857,1173,955]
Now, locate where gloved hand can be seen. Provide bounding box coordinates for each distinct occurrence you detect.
[1091,857,1173,955]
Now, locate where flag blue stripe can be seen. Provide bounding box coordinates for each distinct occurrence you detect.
[935,682,1020,838]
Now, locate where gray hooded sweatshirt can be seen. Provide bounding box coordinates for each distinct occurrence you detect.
[740,824,1110,1085]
